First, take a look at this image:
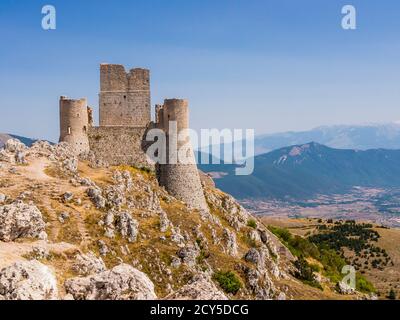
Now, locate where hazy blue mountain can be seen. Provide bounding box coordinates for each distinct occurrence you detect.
[254,123,400,154]
[199,142,400,200]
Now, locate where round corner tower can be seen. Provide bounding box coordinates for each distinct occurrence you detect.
[59,96,90,155]
[157,98,209,212]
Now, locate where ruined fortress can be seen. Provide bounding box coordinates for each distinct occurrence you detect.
[59,64,208,211]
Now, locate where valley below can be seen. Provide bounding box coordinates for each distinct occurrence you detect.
[243,187,400,228]
[260,216,400,299]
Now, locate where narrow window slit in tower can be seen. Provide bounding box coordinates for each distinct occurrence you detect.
[68,127,71,135]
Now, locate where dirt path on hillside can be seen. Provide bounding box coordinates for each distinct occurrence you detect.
[21,158,54,181]
[0,240,77,269]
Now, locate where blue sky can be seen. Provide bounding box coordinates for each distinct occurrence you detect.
[0,0,399,142]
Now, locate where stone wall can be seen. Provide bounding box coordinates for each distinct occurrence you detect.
[88,126,153,168]
[99,64,151,127]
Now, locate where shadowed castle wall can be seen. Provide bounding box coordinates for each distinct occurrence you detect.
[156,99,209,212]
[88,126,152,168]
[99,64,150,127]
[59,97,90,155]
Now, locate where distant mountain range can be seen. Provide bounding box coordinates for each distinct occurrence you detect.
[199,142,400,200]
[254,123,400,154]
[4,125,400,201]
[4,122,400,153]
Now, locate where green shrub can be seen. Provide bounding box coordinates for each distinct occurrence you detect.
[213,271,242,294]
[309,263,321,273]
[293,257,322,290]
[268,225,291,243]
[268,226,319,258]
[247,219,257,229]
[269,225,346,284]
[356,275,376,293]
[388,288,396,300]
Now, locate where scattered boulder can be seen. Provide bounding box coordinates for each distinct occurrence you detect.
[15,151,26,164]
[259,230,270,244]
[105,185,126,209]
[249,229,261,243]
[277,292,286,300]
[87,187,106,209]
[337,281,356,295]
[244,248,261,265]
[103,210,115,238]
[79,177,93,186]
[58,212,70,224]
[368,293,379,300]
[63,192,73,203]
[170,256,181,268]
[97,240,109,256]
[166,274,228,300]
[5,139,26,153]
[122,171,133,190]
[223,228,238,257]
[115,211,139,243]
[62,157,78,174]
[0,193,6,204]
[170,227,185,247]
[159,210,170,232]
[72,252,106,276]
[176,246,199,267]
[243,266,275,300]
[0,201,46,242]
[0,149,13,162]
[0,260,58,300]
[64,264,157,300]
[30,246,51,260]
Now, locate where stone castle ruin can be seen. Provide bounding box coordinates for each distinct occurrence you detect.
[59,64,208,211]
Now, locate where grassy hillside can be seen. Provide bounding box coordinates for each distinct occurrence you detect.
[262,217,400,299]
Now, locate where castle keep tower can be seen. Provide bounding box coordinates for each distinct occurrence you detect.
[99,64,150,127]
[59,96,90,154]
[156,99,209,212]
[58,65,209,213]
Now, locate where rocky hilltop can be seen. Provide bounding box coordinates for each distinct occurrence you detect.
[0,139,366,300]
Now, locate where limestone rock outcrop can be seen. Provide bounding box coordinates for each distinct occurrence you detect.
[176,246,199,267]
[5,139,26,153]
[0,201,46,242]
[166,274,228,300]
[0,260,58,300]
[223,228,238,257]
[0,136,305,300]
[72,252,106,276]
[101,210,139,243]
[64,264,157,300]
[337,281,356,295]
[87,187,106,209]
